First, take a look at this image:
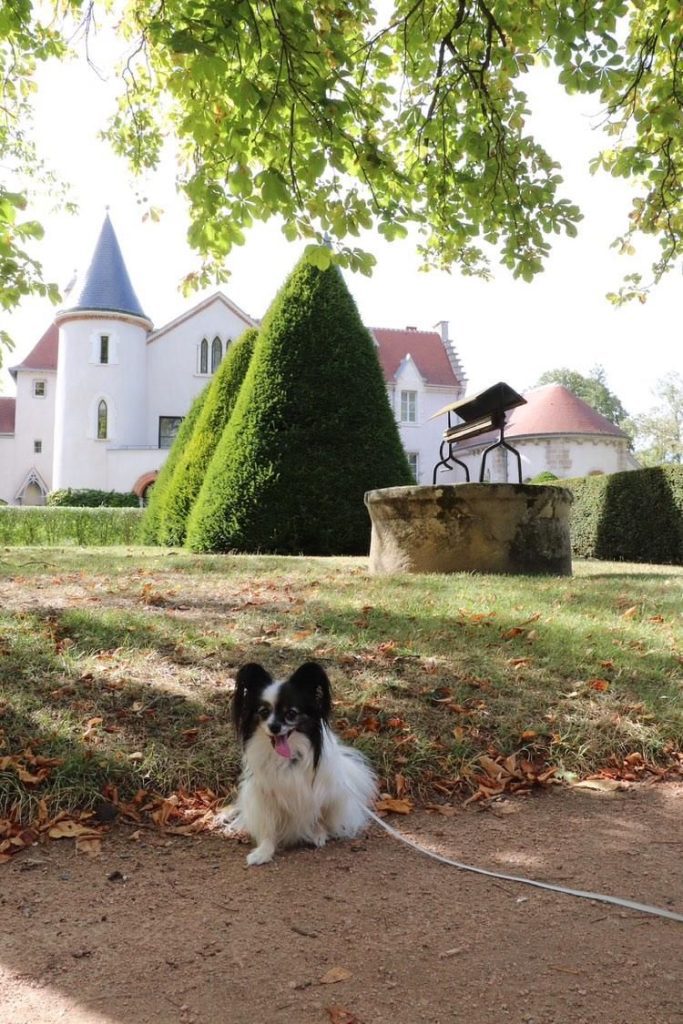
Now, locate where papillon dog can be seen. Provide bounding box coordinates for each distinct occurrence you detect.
[221,661,377,865]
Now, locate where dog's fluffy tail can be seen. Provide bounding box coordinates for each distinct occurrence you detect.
[318,729,378,838]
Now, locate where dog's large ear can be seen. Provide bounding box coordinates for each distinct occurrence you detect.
[289,662,332,721]
[233,663,272,734]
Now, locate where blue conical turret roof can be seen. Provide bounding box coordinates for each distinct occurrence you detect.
[65,214,149,321]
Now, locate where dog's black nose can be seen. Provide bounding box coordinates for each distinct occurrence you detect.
[269,721,281,734]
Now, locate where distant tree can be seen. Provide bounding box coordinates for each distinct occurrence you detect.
[535,366,630,427]
[186,257,413,555]
[140,384,211,544]
[159,326,258,546]
[632,373,683,466]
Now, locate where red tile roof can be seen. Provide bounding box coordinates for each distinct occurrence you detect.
[371,328,462,388]
[10,323,59,378]
[0,397,16,434]
[506,384,627,438]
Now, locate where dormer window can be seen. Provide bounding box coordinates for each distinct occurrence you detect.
[211,336,222,373]
[99,335,109,364]
[400,390,417,423]
[199,338,209,375]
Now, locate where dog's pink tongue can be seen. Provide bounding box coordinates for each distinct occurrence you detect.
[274,734,292,759]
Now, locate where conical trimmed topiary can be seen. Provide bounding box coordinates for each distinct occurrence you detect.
[140,384,210,544]
[159,326,259,546]
[186,258,413,555]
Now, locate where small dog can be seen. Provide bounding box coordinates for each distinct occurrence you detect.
[222,661,377,865]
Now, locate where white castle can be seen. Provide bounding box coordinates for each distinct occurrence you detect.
[0,215,636,507]
[0,215,469,505]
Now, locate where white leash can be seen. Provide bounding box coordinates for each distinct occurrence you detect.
[368,810,683,924]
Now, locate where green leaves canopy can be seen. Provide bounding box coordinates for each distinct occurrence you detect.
[0,0,70,359]
[2,0,683,347]
[107,0,683,297]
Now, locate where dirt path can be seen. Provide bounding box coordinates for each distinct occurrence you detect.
[1,783,682,1024]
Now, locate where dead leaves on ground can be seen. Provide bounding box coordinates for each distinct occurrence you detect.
[0,783,222,866]
[0,806,104,864]
[462,752,559,806]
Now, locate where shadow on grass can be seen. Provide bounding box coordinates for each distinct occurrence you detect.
[2,571,680,822]
[0,608,240,819]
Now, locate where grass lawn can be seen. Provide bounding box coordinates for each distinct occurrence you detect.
[0,547,681,823]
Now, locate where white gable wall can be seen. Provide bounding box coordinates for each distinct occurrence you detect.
[390,356,465,484]
[145,297,253,446]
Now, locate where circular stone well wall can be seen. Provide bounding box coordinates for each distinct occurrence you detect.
[365,484,573,576]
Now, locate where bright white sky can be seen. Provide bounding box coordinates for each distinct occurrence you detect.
[0,40,680,417]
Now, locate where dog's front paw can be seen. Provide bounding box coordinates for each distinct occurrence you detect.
[246,842,275,866]
[311,828,328,849]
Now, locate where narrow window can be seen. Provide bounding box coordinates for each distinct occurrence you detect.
[199,338,208,374]
[33,380,46,398]
[159,415,184,449]
[34,440,42,454]
[97,400,108,440]
[211,336,222,373]
[400,390,417,423]
[100,335,109,364]
[407,452,419,482]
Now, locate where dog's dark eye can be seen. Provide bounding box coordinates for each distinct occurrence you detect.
[257,705,270,719]
[283,708,298,724]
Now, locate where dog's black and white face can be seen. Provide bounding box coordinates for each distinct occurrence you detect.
[233,662,332,767]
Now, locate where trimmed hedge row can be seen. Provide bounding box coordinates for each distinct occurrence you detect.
[140,384,211,545]
[0,507,145,546]
[47,489,139,507]
[186,259,413,555]
[159,327,259,547]
[557,465,683,565]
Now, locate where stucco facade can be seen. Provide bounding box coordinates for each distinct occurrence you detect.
[0,216,466,504]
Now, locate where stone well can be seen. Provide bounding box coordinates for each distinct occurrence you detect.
[365,484,573,576]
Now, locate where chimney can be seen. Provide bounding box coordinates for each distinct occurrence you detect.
[433,320,449,343]
[406,325,417,331]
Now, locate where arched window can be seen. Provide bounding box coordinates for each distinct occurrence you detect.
[211,336,222,373]
[97,400,108,440]
[199,338,209,375]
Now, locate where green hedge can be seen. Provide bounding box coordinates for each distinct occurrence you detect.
[0,507,144,546]
[47,489,139,507]
[140,384,211,545]
[186,258,413,555]
[159,327,258,547]
[558,466,683,564]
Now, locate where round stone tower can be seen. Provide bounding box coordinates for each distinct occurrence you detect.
[53,214,153,491]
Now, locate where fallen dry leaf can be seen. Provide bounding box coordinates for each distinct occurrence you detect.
[573,779,627,793]
[375,796,413,815]
[48,820,102,840]
[621,605,638,619]
[320,967,353,985]
[327,1008,364,1024]
[588,678,610,692]
[76,836,102,857]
